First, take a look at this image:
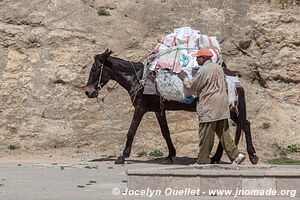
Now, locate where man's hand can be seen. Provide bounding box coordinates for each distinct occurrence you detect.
[178,70,188,80]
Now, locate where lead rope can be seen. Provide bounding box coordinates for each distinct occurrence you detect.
[97,82,118,102]
[96,63,118,102]
[95,63,116,125]
[95,61,144,125]
[132,59,165,113]
[129,61,146,105]
[96,98,115,126]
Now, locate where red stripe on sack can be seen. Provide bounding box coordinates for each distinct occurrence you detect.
[212,48,220,62]
[208,37,220,62]
[195,38,199,49]
[173,36,177,46]
[162,37,165,45]
[156,43,162,52]
[186,36,191,53]
[208,37,213,46]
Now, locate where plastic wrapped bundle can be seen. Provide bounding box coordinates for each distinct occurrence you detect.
[155,69,195,102]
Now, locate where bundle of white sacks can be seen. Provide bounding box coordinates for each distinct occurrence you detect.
[148,27,239,104]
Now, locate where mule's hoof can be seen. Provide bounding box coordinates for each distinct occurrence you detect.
[210,156,221,164]
[210,159,219,164]
[162,157,173,165]
[123,148,131,158]
[115,156,125,164]
[249,154,259,165]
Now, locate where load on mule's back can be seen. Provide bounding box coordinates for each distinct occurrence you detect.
[146,27,225,103]
[84,27,258,165]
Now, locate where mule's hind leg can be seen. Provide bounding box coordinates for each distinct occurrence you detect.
[244,120,259,164]
[155,110,176,164]
[210,142,223,164]
[115,107,146,164]
[236,87,258,164]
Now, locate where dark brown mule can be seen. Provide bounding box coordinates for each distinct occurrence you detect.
[85,49,258,164]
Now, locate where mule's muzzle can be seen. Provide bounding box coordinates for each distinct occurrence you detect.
[85,91,98,98]
[85,85,98,98]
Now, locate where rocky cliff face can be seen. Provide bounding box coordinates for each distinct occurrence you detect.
[0,0,299,162]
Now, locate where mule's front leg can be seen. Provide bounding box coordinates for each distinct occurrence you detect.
[115,107,146,164]
[155,110,176,164]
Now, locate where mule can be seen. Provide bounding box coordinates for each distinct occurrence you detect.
[85,49,258,165]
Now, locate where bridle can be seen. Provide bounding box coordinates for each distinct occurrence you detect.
[92,57,143,125]
[97,63,104,91]
[94,62,115,125]
[95,62,118,102]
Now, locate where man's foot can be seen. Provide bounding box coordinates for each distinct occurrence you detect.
[232,153,246,164]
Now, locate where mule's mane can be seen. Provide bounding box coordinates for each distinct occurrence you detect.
[103,55,144,70]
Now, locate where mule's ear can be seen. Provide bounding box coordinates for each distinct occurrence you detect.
[102,49,112,60]
[104,49,112,56]
[104,49,112,55]
[94,49,113,63]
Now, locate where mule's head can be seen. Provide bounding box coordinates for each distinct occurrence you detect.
[85,49,113,98]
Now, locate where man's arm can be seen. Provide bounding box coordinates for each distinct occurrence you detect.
[178,69,207,92]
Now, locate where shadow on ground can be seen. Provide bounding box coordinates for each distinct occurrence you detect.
[89,156,231,165]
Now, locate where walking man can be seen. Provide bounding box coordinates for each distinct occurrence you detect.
[178,48,245,164]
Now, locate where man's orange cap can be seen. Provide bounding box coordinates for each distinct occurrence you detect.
[192,48,213,58]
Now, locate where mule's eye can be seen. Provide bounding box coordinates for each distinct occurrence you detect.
[91,63,100,72]
[91,67,98,72]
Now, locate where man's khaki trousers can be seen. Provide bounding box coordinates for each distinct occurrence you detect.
[197,119,239,164]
